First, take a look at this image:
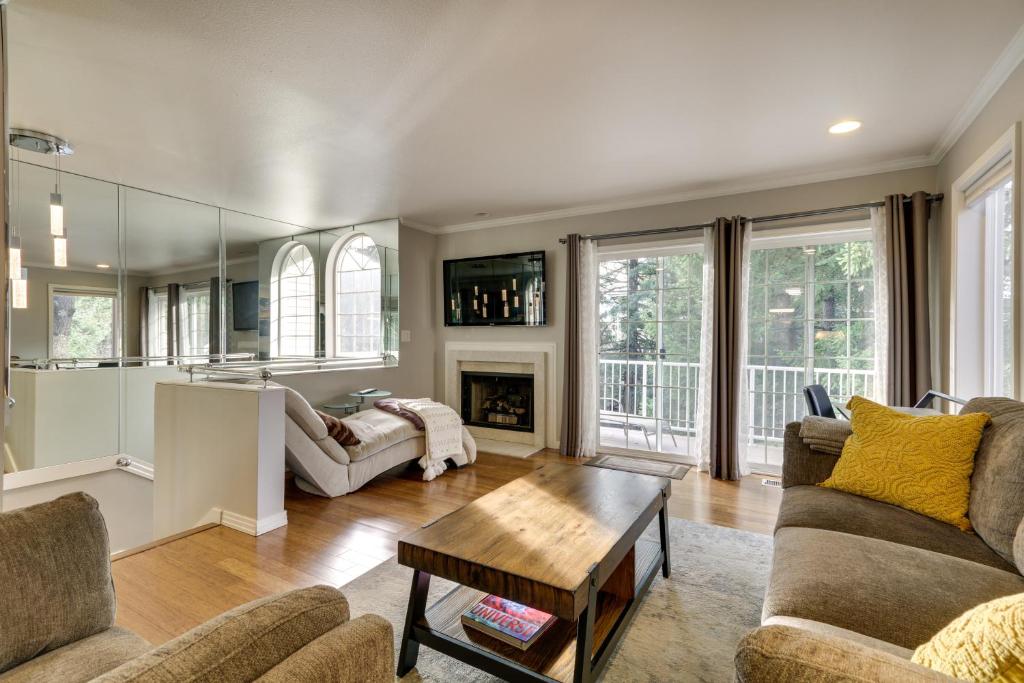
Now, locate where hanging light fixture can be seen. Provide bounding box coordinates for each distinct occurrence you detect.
[9,152,21,276]
[8,130,74,270]
[53,236,68,267]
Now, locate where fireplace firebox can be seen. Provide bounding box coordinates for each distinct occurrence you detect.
[460,371,534,433]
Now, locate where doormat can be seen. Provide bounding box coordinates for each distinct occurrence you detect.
[585,454,691,480]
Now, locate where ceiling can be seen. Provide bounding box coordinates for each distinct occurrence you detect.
[9,1,1024,230]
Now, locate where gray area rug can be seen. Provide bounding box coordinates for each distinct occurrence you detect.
[585,454,692,480]
[341,518,772,682]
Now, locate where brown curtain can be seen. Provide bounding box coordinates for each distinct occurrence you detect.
[708,217,747,481]
[209,277,222,359]
[560,234,586,456]
[138,286,150,357]
[166,282,180,362]
[884,191,931,406]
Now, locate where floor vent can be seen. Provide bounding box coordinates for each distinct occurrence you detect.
[761,478,782,488]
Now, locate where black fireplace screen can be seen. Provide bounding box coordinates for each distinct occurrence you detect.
[460,371,534,433]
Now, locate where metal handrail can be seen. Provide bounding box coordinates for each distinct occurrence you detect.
[180,354,398,386]
[14,353,256,369]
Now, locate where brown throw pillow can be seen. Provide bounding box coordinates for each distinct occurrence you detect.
[314,410,361,446]
[374,398,426,431]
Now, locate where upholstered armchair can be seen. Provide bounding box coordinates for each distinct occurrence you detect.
[0,493,393,682]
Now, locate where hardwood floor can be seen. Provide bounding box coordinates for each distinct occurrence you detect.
[111,450,781,645]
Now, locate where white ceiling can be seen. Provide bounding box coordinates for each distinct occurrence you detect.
[9,0,1024,230]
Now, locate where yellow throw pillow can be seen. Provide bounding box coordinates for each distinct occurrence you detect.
[819,396,989,530]
[912,593,1024,682]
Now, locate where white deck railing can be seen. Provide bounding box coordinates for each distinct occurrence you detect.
[598,358,875,444]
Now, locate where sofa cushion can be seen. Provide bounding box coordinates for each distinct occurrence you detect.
[820,396,989,530]
[776,485,1014,571]
[0,627,150,683]
[961,397,1024,567]
[342,409,421,462]
[1017,517,1024,572]
[763,527,1024,649]
[94,585,349,682]
[0,493,116,673]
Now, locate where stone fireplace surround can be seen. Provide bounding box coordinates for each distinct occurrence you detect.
[444,342,557,451]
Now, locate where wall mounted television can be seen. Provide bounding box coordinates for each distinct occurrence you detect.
[443,251,546,326]
[232,280,259,331]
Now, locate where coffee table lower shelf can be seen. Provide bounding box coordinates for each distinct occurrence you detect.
[409,537,663,683]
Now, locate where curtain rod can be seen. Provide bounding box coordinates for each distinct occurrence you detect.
[557,193,943,244]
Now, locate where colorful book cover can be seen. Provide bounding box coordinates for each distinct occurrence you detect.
[461,594,555,649]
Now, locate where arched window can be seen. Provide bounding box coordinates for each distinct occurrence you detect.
[270,242,316,357]
[327,233,381,357]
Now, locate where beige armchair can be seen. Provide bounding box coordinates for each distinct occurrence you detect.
[0,493,394,682]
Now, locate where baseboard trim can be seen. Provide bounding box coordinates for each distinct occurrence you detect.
[221,510,288,536]
[111,522,219,561]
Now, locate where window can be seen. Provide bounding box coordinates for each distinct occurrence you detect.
[327,233,381,358]
[271,242,316,357]
[181,286,210,356]
[49,286,119,360]
[597,244,705,457]
[952,125,1018,399]
[148,290,168,357]
[745,230,877,468]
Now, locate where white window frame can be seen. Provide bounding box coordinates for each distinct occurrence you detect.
[180,285,211,357]
[147,289,169,358]
[950,123,1022,399]
[324,232,382,359]
[270,241,317,358]
[47,284,120,360]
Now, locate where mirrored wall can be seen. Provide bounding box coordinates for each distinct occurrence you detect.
[5,158,399,474]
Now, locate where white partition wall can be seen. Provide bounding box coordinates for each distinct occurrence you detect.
[153,380,287,538]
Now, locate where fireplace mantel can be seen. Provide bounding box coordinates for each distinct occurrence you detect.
[444,342,557,450]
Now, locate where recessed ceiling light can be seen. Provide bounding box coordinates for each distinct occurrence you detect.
[474,212,490,217]
[828,120,862,135]
[96,263,111,269]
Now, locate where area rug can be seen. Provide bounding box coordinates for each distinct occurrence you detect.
[340,517,771,682]
[585,453,692,480]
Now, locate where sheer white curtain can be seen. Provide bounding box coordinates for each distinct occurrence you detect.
[870,206,890,404]
[578,238,599,456]
[697,227,716,472]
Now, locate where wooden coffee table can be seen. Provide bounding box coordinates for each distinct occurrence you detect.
[396,463,672,683]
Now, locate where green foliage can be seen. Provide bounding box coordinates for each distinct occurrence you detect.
[51,294,115,358]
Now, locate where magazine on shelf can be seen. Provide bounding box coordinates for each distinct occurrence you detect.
[460,594,556,650]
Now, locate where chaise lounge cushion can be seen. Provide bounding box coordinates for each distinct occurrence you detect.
[763,527,1024,649]
[0,627,150,683]
[342,409,421,462]
[775,485,1015,571]
[961,396,1024,567]
[0,493,116,673]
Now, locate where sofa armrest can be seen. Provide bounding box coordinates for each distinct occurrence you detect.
[255,614,393,683]
[735,625,955,682]
[93,585,350,682]
[781,422,839,488]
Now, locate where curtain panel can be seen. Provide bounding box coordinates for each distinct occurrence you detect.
[138,286,150,357]
[559,234,598,457]
[166,282,181,362]
[702,217,750,481]
[884,191,932,406]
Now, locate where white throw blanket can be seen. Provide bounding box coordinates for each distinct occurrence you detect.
[398,398,464,481]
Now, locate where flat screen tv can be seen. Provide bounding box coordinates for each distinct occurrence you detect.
[443,251,546,326]
[232,280,259,331]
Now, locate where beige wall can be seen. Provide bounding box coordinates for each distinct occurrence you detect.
[935,60,1024,393]
[435,166,937,435]
[278,223,437,406]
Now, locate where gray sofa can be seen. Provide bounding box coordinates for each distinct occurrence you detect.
[0,493,394,682]
[735,396,1024,682]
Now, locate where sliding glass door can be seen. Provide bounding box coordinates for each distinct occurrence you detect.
[744,227,878,470]
[598,244,704,461]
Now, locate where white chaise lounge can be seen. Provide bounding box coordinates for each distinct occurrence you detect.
[270,383,477,497]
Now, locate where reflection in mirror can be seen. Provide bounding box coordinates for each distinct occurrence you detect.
[7,159,120,471]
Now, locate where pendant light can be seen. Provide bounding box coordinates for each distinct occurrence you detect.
[50,146,64,236]
[9,152,21,276]
[11,269,27,309]
[53,236,67,267]
[7,130,74,271]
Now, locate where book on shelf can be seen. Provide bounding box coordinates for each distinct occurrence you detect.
[460,594,555,651]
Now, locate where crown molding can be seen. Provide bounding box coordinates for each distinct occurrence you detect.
[930,23,1024,164]
[426,154,935,235]
[399,218,441,234]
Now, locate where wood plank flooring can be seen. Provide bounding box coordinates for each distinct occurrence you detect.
[111,450,781,645]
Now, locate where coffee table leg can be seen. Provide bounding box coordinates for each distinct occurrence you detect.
[659,490,671,578]
[572,566,599,683]
[397,569,431,676]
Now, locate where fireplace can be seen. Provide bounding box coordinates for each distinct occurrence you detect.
[460,371,534,433]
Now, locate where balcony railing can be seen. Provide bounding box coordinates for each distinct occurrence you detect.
[598,358,874,456]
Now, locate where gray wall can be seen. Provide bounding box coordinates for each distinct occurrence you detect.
[435,166,937,436]
[278,223,437,406]
[935,60,1024,392]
